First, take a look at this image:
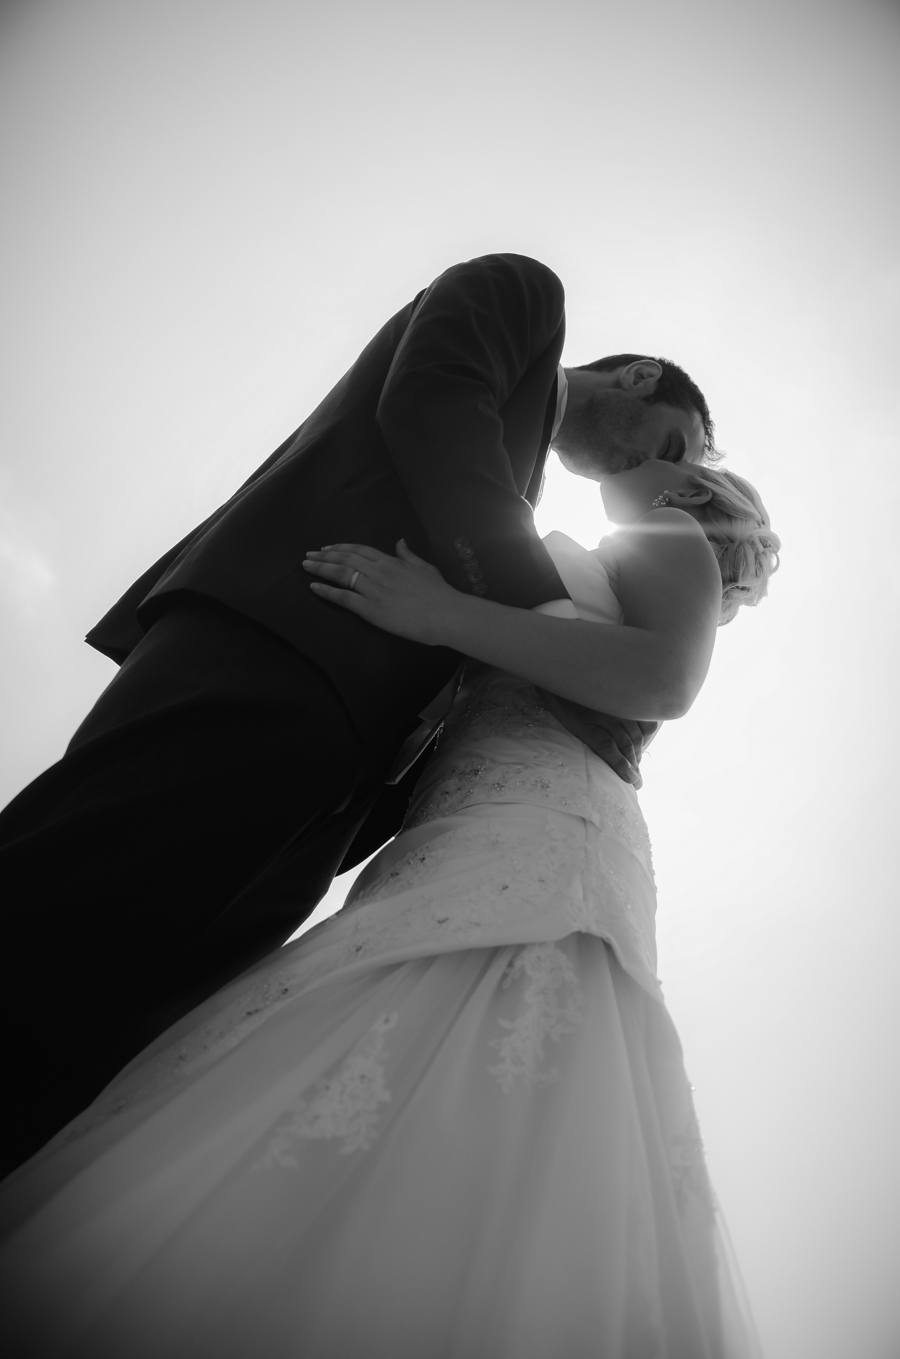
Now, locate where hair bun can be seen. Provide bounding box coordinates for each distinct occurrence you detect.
[687,468,780,625]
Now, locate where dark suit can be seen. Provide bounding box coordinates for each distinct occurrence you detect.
[0,253,569,1174]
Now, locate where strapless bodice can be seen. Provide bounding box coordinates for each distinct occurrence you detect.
[402,667,652,859]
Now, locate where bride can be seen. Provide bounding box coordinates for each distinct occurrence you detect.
[0,456,779,1359]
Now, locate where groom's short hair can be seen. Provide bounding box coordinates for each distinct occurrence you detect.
[575,354,718,463]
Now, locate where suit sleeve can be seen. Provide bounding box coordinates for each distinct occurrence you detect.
[375,253,569,609]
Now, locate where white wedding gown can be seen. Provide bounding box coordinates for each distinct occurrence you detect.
[0,533,762,1359]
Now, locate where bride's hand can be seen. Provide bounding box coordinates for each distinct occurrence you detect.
[303,540,461,644]
[536,689,659,789]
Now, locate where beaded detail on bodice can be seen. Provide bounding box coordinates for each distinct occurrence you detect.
[402,665,653,865]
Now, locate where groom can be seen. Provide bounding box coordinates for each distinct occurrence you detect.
[0,253,711,1175]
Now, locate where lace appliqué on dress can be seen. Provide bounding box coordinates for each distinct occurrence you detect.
[253,1012,399,1169]
[488,943,585,1092]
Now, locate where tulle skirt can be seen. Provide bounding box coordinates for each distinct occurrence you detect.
[0,932,760,1359]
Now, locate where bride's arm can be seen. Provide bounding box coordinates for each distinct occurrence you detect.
[303,509,722,721]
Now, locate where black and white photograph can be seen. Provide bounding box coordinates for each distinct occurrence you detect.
[0,2,898,1356]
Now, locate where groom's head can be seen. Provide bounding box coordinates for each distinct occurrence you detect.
[552,355,715,479]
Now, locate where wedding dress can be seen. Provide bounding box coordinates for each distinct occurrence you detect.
[0,533,762,1359]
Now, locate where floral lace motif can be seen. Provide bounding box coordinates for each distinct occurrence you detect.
[253,1012,399,1168]
[488,943,586,1092]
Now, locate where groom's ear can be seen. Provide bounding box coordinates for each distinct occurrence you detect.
[618,360,662,395]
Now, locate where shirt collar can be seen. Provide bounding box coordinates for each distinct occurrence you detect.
[550,365,568,442]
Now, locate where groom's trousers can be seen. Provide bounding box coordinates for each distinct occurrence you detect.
[0,595,404,1179]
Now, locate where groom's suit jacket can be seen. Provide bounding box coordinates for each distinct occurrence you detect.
[87,253,570,743]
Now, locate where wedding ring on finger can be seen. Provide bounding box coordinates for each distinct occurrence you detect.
[350,570,361,591]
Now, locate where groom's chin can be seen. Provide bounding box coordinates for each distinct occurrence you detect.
[554,448,616,483]
[553,447,600,481]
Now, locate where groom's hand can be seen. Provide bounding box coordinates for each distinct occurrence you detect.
[535,689,659,789]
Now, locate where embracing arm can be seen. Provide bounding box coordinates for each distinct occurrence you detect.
[413,514,720,718]
[376,253,568,609]
[305,509,723,722]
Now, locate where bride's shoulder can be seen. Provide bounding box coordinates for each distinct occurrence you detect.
[594,515,718,607]
[608,510,712,560]
[610,512,721,619]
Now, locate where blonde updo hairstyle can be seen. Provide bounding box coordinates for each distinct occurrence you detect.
[681,467,780,625]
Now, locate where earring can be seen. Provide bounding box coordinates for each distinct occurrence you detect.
[651,492,670,508]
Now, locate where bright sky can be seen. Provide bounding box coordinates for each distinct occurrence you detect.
[2,2,899,1355]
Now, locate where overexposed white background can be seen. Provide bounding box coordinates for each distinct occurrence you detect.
[2,2,898,1355]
